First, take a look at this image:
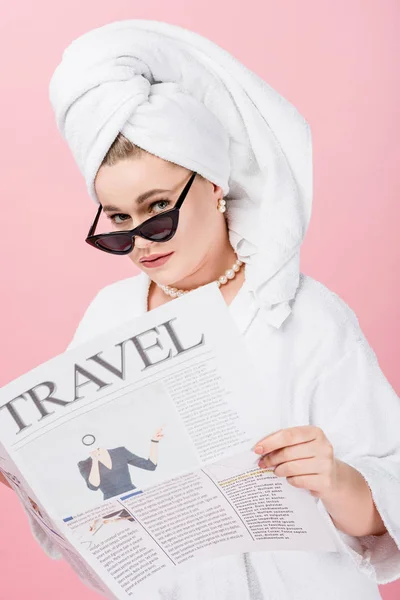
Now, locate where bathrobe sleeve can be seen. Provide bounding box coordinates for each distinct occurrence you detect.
[309,312,400,584]
[26,510,63,559]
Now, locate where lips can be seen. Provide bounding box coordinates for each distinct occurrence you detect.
[140,252,173,263]
[139,252,174,268]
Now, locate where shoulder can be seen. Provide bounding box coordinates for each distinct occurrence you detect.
[293,273,360,331]
[86,272,147,311]
[286,272,372,358]
[66,272,149,351]
[110,447,130,458]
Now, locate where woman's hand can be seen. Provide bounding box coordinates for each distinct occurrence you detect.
[152,427,164,442]
[254,425,339,499]
[149,428,164,466]
[89,448,102,461]
[254,425,387,536]
[89,447,110,465]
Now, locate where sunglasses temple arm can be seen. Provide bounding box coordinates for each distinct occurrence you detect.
[88,204,103,237]
[175,172,197,209]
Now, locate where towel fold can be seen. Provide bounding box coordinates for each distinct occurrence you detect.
[49,19,313,328]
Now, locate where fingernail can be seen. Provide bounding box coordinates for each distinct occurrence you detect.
[254,445,264,454]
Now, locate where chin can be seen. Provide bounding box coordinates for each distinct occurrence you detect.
[135,262,172,283]
[154,271,181,287]
[155,266,189,288]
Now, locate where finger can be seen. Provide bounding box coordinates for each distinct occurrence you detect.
[310,490,321,498]
[268,457,321,478]
[253,426,321,455]
[261,440,319,467]
[285,474,324,493]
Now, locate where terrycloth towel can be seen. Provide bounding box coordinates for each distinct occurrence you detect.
[49,19,313,328]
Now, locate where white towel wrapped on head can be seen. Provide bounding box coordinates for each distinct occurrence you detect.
[49,19,312,328]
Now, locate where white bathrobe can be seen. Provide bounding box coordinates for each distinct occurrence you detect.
[26,267,400,600]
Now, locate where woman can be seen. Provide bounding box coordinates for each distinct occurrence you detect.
[78,428,164,500]
[2,18,399,600]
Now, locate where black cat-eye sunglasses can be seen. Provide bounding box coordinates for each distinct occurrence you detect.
[85,171,197,255]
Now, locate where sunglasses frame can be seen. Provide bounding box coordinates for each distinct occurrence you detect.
[85,171,198,255]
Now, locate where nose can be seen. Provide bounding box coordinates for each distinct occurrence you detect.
[133,234,154,250]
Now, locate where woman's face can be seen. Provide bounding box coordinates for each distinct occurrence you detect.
[94,152,227,287]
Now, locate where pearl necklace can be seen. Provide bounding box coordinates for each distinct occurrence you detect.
[157,258,244,298]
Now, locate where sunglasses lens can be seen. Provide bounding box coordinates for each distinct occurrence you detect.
[140,214,175,241]
[96,234,132,253]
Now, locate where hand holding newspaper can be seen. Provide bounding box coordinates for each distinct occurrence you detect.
[0,283,341,599]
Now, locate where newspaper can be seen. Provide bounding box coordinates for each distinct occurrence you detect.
[0,282,341,599]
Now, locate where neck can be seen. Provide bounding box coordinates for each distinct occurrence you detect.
[172,244,239,292]
[147,242,245,310]
[159,247,245,305]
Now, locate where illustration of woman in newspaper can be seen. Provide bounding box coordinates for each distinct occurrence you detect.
[77,427,164,500]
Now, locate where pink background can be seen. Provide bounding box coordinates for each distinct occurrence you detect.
[0,1,399,598]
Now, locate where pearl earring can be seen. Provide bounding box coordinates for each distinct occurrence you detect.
[217,198,226,213]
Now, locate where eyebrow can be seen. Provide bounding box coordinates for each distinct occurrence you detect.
[102,188,171,212]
